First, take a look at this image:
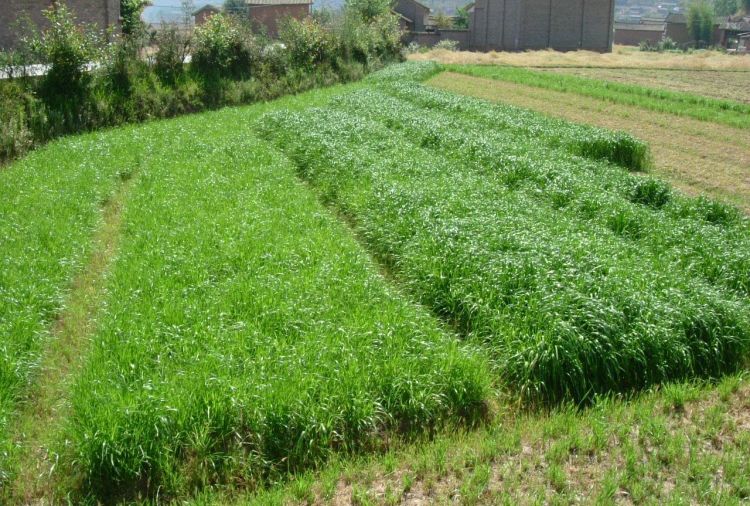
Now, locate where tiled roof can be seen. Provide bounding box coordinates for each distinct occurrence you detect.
[192,4,219,15]
[615,23,664,32]
[246,0,312,4]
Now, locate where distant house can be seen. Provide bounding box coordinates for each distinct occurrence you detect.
[470,0,616,52]
[193,4,220,26]
[738,32,750,53]
[614,20,664,46]
[718,16,750,49]
[396,0,616,52]
[394,0,431,33]
[664,11,722,47]
[0,0,120,50]
[245,0,312,38]
[664,12,690,45]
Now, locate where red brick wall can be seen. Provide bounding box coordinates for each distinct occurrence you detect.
[195,9,219,26]
[249,4,310,39]
[615,28,663,46]
[1,0,120,49]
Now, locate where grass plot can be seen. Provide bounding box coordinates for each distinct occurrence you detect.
[259,81,750,404]
[59,104,489,501]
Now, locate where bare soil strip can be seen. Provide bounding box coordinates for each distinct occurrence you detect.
[7,176,134,503]
[428,72,750,212]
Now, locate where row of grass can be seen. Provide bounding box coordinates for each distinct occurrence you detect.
[331,84,749,297]
[58,89,490,501]
[448,64,750,129]
[257,74,750,404]
[383,79,650,172]
[0,127,153,481]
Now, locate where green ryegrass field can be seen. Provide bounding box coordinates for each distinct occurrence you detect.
[449,64,750,129]
[0,62,749,503]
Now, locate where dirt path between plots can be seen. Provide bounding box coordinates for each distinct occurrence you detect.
[6,175,134,503]
[428,72,750,213]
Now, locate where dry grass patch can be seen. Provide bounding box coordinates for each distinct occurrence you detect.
[408,45,750,70]
[428,71,750,212]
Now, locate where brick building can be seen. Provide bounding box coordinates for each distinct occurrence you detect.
[469,0,616,52]
[193,4,220,26]
[0,0,120,50]
[245,0,312,38]
[614,21,664,46]
[394,0,430,33]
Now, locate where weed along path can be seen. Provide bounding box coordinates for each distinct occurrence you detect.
[427,71,750,212]
[9,173,135,502]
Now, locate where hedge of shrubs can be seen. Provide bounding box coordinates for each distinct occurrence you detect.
[0,2,404,163]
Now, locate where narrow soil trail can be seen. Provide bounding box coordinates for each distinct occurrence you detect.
[6,174,135,503]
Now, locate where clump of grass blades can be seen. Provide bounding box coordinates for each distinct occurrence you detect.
[257,91,750,405]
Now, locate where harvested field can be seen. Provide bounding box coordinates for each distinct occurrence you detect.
[539,67,750,104]
[428,71,750,212]
[408,45,750,70]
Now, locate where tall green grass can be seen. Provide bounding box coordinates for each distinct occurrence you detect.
[258,82,750,404]
[367,80,650,171]
[449,65,750,129]
[0,127,155,481]
[60,91,489,500]
[329,85,749,296]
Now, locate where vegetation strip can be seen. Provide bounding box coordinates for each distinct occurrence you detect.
[0,126,152,483]
[259,64,750,404]
[7,174,134,502]
[448,64,750,129]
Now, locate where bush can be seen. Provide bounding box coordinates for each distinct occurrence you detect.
[100,36,149,99]
[0,83,35,160]
[279,17,338,71]
[337,10,404,66]
[191,14,259,81]
[434,39,460,51]
[405,42,423,54]
[28,5,102,104]
[153,25,191,85]
[640,37,680,52]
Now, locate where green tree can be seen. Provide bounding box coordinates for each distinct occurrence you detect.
[454,6,470,29]
[687,0,715,46]
[742,0,750,12]
[120,0,149,36]
[433,11,453,29]
[344,0,392,22]
[224,0,248,16]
